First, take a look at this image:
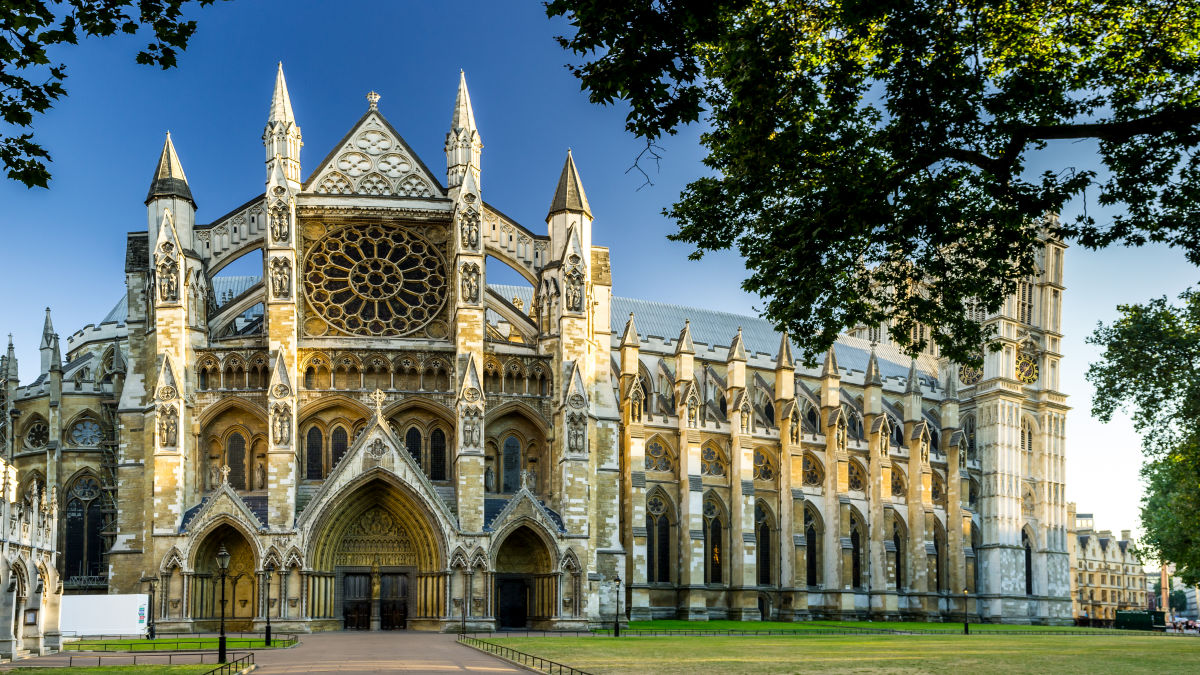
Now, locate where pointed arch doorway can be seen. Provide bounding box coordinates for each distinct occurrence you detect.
[307,476,446,631]
[493,525,555,629]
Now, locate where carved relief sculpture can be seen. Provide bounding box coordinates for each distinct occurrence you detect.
[156,243,179,302]
[565,270,584,312]
[158,405,178,447]
[270,257,292,298]
[272,404,291,445]
[461,262,480,303]
[460,212,480,249]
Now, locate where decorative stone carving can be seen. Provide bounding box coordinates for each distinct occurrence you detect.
[158,405,178,447]
[460,212,480,249]
[270,201,289,243]
[270,257,291,298]
[484,466,495,492]
[272,403,291,446]
[565,270,584,312]
[256,462,267,490]
[567,412,586,454]
[461,262,480,303]
[462,406,482,448]
[156,243,178,302]
[368,438,387,458]
[272,383,291,399]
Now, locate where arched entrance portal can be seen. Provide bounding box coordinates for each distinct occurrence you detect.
[493,525,554,629]
[191,524,258,631]
[307,476,446,630]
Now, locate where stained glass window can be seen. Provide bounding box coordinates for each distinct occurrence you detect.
[700,445,726,476]
[645,440,673,472]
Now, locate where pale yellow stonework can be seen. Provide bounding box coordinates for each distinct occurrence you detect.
[0,68,1073,632]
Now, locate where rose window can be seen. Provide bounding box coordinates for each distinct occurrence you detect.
[304,224,448,336]
[26,422,48,449]
[71,420,102,446]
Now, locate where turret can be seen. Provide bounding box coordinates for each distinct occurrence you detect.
[445,70,482,189]
[725,327,746,391]
[264,63,302,185]
[547,150,593,263]
[146,132,195,251]
[675,320,695,385]
[39,308,55,374]
[620,313,640,376]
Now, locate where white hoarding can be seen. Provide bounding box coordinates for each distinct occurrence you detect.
[60,594,149,637]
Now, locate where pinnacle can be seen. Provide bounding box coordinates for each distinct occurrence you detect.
[40,307,54,349]
[776,333,794,370]
[548,149,592,219]
[270,62,296,125]
[145,132,195,207]
[821,346,839,378]
[621,312,639,348]
[451,70,477,133]
[865,346,883,387]
[905,358,922,394]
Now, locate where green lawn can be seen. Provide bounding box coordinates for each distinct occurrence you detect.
[493,633,1200,674]
[65,636,289,651]
[5,662,211,667]
[611,619,1121,634]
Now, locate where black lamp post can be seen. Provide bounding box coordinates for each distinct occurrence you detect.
[613,574,621,638]
[216,544,230,663]
[141,577,157,640]
[264,562,274,647]
[963,588,970,635]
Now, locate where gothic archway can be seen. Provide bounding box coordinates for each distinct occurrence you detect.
[492,524,555,629]
[306,476,447,630]
[191,524,258,630]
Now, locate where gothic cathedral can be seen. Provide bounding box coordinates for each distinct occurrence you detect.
[0,66,1071,631]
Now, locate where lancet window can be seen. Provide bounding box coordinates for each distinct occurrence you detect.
[646,493,671,583]
[755,502,772,586]
[703,496,724,585]
[502,436,521,493]
[64,474,105,582]
[305,427,323,480]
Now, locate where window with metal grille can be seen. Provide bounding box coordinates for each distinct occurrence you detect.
[305,427,323,479]
[430,429,446,480]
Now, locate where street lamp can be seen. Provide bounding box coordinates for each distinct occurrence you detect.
[613,574,621,638]
[216,544,230,663]
[264,562,274,647]
[963,588,969,635]
[141,577,157,640]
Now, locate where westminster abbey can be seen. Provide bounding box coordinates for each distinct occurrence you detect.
[0,66,1071,631]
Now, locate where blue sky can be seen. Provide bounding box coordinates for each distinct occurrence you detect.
[0,1,1193,538]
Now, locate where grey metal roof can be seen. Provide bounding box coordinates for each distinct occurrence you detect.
[489,284,936,386]
[104,275,263,325]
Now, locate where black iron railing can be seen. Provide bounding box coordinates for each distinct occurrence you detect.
[203,651,255,675]
[65,650,251,667]
[457,635,591,675]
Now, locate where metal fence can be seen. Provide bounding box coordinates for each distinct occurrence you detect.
[64,633,297,651]
[64,650,252,667]
[457,635,591,675]
[203,651,255,675]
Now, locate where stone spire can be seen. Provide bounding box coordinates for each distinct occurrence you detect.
[145,132,195,207]
[39,308,55,373]
[548,149,592,218]
[727,327,747,362]
[675,320,695,355]
[775,333,794,370]
[865,346,883,387]
[620,312,639,348]
[451,69,478,135]
[446,70,482,189]
[821,346,839,378]
[110,343,127,375]
[268,62,296,127]
[905,358,921,395]
[4,334,16,380]
[49,334,61,373]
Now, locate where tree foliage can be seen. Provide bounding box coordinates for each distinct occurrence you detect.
[1089,291,1200,586]
[547,0,1200,364]
[1,0,221,188]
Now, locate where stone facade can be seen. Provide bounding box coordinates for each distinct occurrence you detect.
[0,66,1071,631]
[1067,505,1145,625]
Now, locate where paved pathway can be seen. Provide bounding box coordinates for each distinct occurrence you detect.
[1,632,524,674]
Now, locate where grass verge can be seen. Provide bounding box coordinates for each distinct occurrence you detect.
[6,666,212,674]
[496,633,1200,674]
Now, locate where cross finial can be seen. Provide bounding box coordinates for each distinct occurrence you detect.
[220,464,231,484]
[367,91,380,111]
[370,388,387,417]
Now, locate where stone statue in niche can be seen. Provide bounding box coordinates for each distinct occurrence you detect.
[461,213,479,249]
[484,466,495,492]
[565,271,583,312]
[209,460,221,490]
[156,247,178,302]
[687,397,700,429]
[256,462,267,490]
[158,405,178,446]
[461,263,480,303]
[272,404,291,445]
[270,203,289,243]
[270,257,291,298]
[567,414,585,453]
